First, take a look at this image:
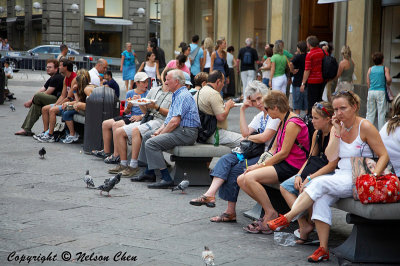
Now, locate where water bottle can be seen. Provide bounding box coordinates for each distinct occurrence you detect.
[214,128,219,146]
[273,232,296,247]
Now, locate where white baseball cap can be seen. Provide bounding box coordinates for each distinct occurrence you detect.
[183,72,192,86]
[134,72,149,82]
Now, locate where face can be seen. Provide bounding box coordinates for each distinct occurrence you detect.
[59,62,66,74]
[136,80,148,91]
[98,62,108,74]
[248,92,264,110]
[332,97,356,122]
[311,109,330,130]
[216,76,225,91]
[264,105,278,119]
[165,73,178,92]
[177,60,184,69]
[46,63,57,75]
[104,74,110,81]
[184,47,191,56]
[126,44,132,50]
[147,42,152,52]
[221,40,227,49]
[4,62,9,68]
[149,53,156,61]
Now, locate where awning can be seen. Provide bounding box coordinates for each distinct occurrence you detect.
[317,0,348,3]
[86,17,132,26]
[6,17,17,23]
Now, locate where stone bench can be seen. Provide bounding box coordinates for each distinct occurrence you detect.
[243,184,400,264]
[167,143,231,186]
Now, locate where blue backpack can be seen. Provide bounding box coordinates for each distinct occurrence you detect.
[243,50,253,65]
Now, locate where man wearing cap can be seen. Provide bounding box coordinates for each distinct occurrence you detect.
[135,69,200,189]
[91,72,149,163]
[194,70,242,148]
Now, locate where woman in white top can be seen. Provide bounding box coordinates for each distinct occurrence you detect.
[137,51,161,86]
[202,37,213,73]
[259,44,273,87]
[380,94,400,176]
[266,90,389,263]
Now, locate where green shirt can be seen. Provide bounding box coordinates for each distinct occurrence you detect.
[271,54,287,77]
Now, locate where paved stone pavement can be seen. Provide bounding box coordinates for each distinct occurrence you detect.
[0,70,353,265]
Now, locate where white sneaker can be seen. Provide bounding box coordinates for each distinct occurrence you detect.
[63,132,79,144]
[33,132,46,140]
[38,134,55,143]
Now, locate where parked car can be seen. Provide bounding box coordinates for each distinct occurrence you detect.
[2,45,92,71]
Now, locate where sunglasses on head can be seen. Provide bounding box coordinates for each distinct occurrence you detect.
[332,90,355,99]
[313,102,331,116]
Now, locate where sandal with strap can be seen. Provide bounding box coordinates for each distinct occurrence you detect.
[210,213,236,223]
[189,195,216,208]
[243,220,272,234]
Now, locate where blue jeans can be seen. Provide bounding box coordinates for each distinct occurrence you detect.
[62,110,78,121]
[211,153,259,202]
[262,78,270,87]
[292,86,308,111]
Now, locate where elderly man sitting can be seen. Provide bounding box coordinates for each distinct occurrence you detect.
[136,69,200,189]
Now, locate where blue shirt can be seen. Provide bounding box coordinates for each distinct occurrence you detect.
[121,50,135,67]
[164,86,200,127]
[369,65,386,91]
[104,78,120,98]
[189,43,204,76]
[125,89,149,117]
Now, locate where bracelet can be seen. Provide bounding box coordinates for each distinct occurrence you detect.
[334,132,341,138]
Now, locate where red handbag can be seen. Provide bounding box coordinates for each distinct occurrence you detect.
[356,174,400,204]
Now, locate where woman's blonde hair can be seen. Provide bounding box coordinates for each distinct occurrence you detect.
[204,37,214,55]
[215,39,227,59]
[263,90,289,113]
[341,45,351,60]
[332,90,361,112]
[75,69,91,102]
[273,40,284,55]
[312,101,334,119]
[387,94,400,135]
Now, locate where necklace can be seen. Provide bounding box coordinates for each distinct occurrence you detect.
[343,118,356,132]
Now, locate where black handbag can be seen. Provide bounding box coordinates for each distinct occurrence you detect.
[300,131,329,180]
[140,111,154,124]
[239,138,265,159]
[196,88,217,143]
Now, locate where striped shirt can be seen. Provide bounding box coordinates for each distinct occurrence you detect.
[164,86,200,127]
[305,47,325,84]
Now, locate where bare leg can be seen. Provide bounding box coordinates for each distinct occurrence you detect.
[102,119,115,153]
[280,186,298,208]
[210,201,237,222]
[315,220,330,250]
[65,121,75,136]
[131,127,142,160]
[284,192,314,221]
[48,107,60,134]
[238,166,279,223]
[41,105,51,131]
[129,80,134,90]
[125,80,129,91]
[115,127,127,160]
[110,120,125,156]
[203,177,225,197]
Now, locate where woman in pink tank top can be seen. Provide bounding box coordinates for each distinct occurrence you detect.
[238,90,309,234]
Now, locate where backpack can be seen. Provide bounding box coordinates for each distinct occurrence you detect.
[321,49,338,80]
[243,50,253,65]
[195,89,217,143]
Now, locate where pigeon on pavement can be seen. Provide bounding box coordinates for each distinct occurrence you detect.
[10,103,15,112]
[98,173,121,196]
[202,246,215,266]
[84,170,95,188]
[38,147,46,159]
[171,179,189,193]
[104,173,121,187]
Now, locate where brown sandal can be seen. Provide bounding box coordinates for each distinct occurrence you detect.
[189,195,216,208]
[210,213,236,223]
[243,220,272,234]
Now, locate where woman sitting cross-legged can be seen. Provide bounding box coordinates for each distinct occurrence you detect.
[237,90,309,233]
[189,81,280,222]
[279,101,338,244]
[267,90,389,263]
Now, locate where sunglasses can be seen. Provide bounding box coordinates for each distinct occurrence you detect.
[332,90,355,101]
[313,102,331,116]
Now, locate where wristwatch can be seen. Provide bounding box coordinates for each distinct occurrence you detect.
[301,83,305,86]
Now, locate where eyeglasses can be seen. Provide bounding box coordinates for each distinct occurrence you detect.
[313,102,331,116]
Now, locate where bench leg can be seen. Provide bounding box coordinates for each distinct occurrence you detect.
[332,213,400,263]
[170,156,212,186]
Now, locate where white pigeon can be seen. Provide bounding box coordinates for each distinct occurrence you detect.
[202,246,215,266]
[84,170,95,188]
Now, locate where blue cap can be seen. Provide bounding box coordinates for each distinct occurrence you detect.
[183,72,192,86]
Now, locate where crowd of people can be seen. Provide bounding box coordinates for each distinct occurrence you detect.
[13,35,400,263]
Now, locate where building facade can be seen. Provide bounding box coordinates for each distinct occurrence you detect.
[1,0,151,60]
[160,0,400,96]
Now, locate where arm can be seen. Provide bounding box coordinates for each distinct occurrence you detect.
[367,67,371,89]
[160,66,170,84]
[120,55,125,72]
[268,62,275,87]
[239,100,253,137]
[156,62,161,80]
[260,58,271,71]
[137,62,145,73]
[73,85,95,111]
[210,52,215,72]
[248,128,276,144]
[54,78,68,105]
[159,116,181,134]
[385,66,392,86]
[300,70,310,92]
[335,61,345,80]
[325,121,341,162]
[215,99,235,122]
[361,121,390,176]
[232,55,237,68]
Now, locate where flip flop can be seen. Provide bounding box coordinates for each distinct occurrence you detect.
[243,220,272,234]
[294,229,320,245]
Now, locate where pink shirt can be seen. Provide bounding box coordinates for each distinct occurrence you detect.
[275,117,309,169]
[166,60,191,75]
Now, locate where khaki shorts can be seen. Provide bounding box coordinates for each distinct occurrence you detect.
[123,120,163,143]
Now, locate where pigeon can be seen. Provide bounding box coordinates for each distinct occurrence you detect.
[38,147,46,159]
[98,173,121,196]
[10,103,15,112]
[202,246,215,266]
[171,179,190,193]
[104,173,121,187]
[83,170,95,188]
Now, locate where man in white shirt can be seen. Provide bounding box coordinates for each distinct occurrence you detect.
[89,58,108,86]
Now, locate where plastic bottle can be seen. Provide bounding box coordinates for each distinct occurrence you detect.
[214,128,219,146]
[273,232,296,247]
